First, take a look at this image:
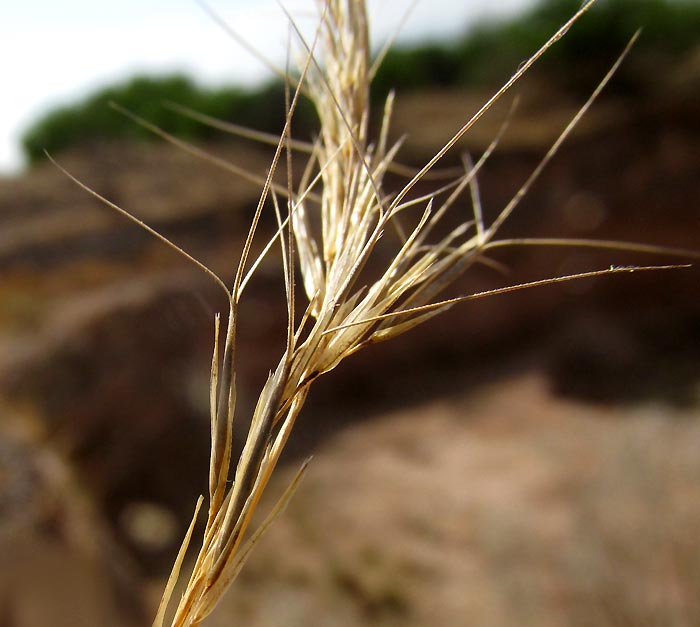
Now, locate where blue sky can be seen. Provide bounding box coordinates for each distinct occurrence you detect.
[1,0,533,172]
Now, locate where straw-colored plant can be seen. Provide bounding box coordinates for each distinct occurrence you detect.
[52,1,695,625]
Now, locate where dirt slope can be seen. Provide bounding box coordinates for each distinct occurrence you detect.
[0,82,698,624]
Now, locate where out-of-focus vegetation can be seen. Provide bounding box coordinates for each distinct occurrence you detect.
[373,0,700,97]
[21,75,318,165]
[21,0,700,164]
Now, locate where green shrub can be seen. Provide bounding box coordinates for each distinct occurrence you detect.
[22,0,699,164]
[21,75,318,165]
[372,0,700,100]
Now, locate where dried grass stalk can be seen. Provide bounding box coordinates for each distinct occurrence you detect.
[48,1,696,625]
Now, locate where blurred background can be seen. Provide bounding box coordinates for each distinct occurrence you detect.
[1,1,699,625]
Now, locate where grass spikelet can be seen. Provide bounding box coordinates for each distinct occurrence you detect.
[51,1,697,625]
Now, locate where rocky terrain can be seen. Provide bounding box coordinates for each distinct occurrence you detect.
[0,78,698,625]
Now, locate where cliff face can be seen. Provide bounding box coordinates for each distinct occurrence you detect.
[0,84,698,624]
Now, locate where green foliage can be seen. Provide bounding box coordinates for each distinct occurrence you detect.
[375,44,463,92]
[21,75,318,165]
[372,0,700,99]
[500,0,700,90]
[22,0,699,163]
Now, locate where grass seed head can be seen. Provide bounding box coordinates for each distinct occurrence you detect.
[54,1,692,625]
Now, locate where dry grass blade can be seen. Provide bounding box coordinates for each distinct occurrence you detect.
[51,1,697,625]
[191,458,311,624]
[46,152,232,302]
[109,102,313,204]
[152,1,694,622]
[486,237,700,259]
[152,496,203,627]
[484,30,640,239]
[164,100,315,154]
[320,265,691,335]
[194,0,293,87]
